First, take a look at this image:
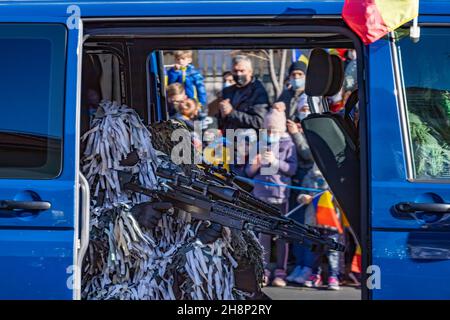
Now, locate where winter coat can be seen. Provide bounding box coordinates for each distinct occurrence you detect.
[245,134,298,204]
[276,89,314,173]
[276,89,308,121]
[218,78,269,130]
[167,64,208,107]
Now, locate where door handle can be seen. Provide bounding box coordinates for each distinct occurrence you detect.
[0,200,51,211]
[394,202,450,214]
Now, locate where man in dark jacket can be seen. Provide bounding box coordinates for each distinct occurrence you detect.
[275,60,308,121]
[218,55,269,130]
[274,61,314,183]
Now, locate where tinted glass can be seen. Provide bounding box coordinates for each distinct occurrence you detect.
[397,28,450,179]
[0,24,66,179]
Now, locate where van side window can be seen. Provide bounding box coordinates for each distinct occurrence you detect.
[397,28,450,179]
[0,24,66,179]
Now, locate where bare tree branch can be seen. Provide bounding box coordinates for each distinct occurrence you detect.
[278,49,288,94]
[244,52,269,62]
[268,49,282,97]
[261,49,270,59]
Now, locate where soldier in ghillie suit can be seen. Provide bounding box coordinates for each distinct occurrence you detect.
[148,118,267,299]
[81,102,265,300]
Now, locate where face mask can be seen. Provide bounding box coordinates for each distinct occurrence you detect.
[262,133,280,145]
[290,78,305,91]
[269,135,280,144]
[233,74,248,87]
[348,50,357,60]
[299,111,311,121]
[223,82,232,89]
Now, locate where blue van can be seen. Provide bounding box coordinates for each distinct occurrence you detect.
[1,0,450,300]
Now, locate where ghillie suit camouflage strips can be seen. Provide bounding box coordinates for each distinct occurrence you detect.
[148,119,200,176]
[80,100,263,300]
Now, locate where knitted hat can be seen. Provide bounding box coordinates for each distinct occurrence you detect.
[264,108,287,133]
[289,61,308,75]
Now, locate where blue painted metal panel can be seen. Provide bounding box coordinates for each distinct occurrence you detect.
[372,231,450,300]
[0,229,74,299]
[369,15,450,299]
[0,1,342,19]
[0,0,448,20]
[0,18,80,299]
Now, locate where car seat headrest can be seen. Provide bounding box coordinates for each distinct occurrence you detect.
[325,54,344,97]
[305,48,333,97]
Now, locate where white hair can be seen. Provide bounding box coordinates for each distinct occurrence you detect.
[232,55,253,71]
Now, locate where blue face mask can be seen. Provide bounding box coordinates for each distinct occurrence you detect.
[223,82,232,89]
[290,78,305,90]
[262,133,280,145]
[268,135,280,144]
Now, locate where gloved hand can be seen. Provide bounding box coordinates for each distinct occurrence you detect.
[119,149,139,167]
[130,202,173,229]
[197,222,223,244]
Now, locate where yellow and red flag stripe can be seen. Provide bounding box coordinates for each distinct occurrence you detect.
[341,209,362,274]
[312,191,344,234]
[342,0,419,45]
[351,245,362,274]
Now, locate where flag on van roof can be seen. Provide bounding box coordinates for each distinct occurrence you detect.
[342,0,419,45]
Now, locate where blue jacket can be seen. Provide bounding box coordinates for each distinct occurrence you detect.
[167,64,207,107]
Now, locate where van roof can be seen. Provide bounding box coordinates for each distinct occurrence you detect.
[1,0,449,18]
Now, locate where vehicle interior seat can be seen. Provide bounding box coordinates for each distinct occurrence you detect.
[343,88,359,141]
[301,48,361,240]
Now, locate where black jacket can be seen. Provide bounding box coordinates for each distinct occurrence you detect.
[218,78,269,130]
[276,88,307,121]
[276,88,314,171]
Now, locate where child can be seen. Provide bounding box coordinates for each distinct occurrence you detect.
[172,98,201,131]
[230,129,257,177]
[167,83,188,117]
[245,108,298,287]
[301,165,343,290]
[167,50,208,113]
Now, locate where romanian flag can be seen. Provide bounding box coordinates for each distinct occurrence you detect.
[312,191,344,234]
[351,245,362,274]
[342,0,419,45]
[342,211,362,274]
[327,48,348,61]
